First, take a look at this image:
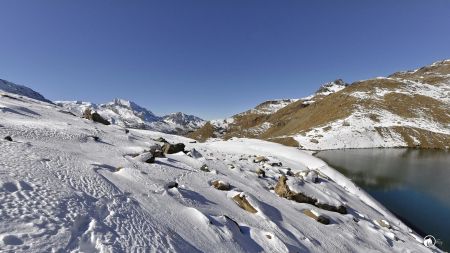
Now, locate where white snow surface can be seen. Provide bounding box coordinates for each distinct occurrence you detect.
[0,91,439,252]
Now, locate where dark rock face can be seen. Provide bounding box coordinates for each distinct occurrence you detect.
[162,143,185,154]
[4,136,13,141]
[91,112,111,125]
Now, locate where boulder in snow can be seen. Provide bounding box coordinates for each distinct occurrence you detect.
[83,108,110,125]
[162,143,185,154]
[211,180,231,191]
[232,193,257,213]
[4,136,12,141]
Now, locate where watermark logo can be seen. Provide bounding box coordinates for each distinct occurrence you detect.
[423,235,436,248]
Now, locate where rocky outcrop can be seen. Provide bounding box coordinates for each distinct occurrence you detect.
[274,175,347,214]
[83,108,110,125]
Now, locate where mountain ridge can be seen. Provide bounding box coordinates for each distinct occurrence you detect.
[188,60,450,150]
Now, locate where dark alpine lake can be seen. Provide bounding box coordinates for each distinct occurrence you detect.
[315,148,450,251]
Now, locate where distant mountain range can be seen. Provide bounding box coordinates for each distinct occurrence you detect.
[0,79,52,104]
[189,60,450,150]
[56,99,205,135]
[2,59,449,149]
[0,79,205,135]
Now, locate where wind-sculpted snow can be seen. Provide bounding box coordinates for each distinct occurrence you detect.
[0,91,440,252]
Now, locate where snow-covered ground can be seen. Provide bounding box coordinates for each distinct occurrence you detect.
[0,90,440,252]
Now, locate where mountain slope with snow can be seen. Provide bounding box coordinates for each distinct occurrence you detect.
[0,79,51,103]
[56,99,205,135]
[0,89,438,252]
[189,60,450,150]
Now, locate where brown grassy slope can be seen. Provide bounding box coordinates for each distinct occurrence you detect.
[188,60,450,148]
[389,60,450,84]
[187,122,216,142]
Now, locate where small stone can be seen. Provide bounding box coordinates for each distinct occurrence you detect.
[4,136,12,141]
[166,181,178,189]
[200,164,210,172]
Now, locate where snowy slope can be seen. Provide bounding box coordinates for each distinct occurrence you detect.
[0,79,51,103]
[0,90,439,252]
[56,99,205,134]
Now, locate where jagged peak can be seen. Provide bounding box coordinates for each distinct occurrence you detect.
[315,79,348,95]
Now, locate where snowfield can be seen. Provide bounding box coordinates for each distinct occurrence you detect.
[0,92,441,252]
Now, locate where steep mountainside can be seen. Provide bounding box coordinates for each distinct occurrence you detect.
[56,99,205,135]
[189,60,450,150]
[0,89,436,252]
[0,79,52,103]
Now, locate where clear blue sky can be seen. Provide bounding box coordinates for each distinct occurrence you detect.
[1,0,449,119]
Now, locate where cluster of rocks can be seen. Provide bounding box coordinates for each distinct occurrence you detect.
[133,139,187,164]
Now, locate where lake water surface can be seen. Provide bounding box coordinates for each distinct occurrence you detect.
[315,148,450,251]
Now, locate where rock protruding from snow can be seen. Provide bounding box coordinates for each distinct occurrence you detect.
[82,108,111,125]
[211,180,231,191]
[162,143,185,154]
[303,209,330,225]
[232,193,258,213]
